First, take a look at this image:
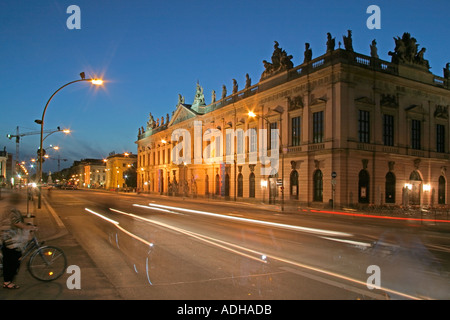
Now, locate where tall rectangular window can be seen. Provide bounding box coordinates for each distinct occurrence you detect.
[383,114,394,146]
[358,110,370,143]
[249,128,257,153]
[312,111,323,143]
[411,119,421,150]
[215,136,221,157]
[226,132,232,156]
[237,130,244,155]
[269,122,278,150]
[291,116,301,146]
[437,124,445,153]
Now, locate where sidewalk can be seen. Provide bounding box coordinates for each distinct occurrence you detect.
[0,188,122,300]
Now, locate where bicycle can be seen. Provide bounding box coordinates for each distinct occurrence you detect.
[0,229,67,282]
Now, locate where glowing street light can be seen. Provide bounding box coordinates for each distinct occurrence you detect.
[91,79,103,85]
[36,72,104,208]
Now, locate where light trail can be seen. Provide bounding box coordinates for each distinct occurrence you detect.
[110,208,268,264]
[117,206,421,300]
[84,206,423,300]
[84,208,154,285]
[142,203,353,238]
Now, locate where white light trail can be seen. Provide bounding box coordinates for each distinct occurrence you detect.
[84,208,154,286]
[110,207,268,263]
[116,206,420,300]
[144,203,352,237]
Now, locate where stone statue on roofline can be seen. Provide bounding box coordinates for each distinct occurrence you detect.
[388,32,429,69]
[326,33,335,53]
[146,112,155,129]
[443,63,450,79]
[177,94,185,105]
[260,41,294,81]
[370,39,379,59]
[232,79,238,94]
[343,30,353,52]
[192,81,206,107]
[303,43,312,63]
[221,85,227,100]
[245,73,251,89]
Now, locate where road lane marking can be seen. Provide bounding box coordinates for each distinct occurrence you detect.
[43,196,66,229]
[145,203,353,238]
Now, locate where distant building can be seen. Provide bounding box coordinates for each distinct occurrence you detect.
[70,159,106,188]
[105,152,137,190]
[136,32,450,209]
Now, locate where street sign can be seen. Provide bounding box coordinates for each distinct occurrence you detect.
[331,171,337,178]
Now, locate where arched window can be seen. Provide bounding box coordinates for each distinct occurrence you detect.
[358,170,370,203]
[385,172,396,203]
[237,173,243,197]
[249,172,255,198]
[439,175,446,205]
[313,170,323,202]
[290,170,299,199]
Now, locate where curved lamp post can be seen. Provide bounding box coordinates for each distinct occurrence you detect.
[35,73,103,208]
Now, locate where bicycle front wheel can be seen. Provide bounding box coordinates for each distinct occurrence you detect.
[28,246,67,281]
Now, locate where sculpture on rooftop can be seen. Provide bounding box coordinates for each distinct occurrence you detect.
[221,85,227,100]
[303,43,312,63]
[260,41,294,81]
[388,32,429,69]
[326,33,335,53]
[177,94,185,105]
[443,63,450,79]
[245,73,251,89]
[232,79,238,94]
[343,30,353,52]
[146,112,155,129]
[370,39,379,59]
[192,82,206,107]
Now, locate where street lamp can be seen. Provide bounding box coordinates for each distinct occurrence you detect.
[36,73,104,208]
[248,106,284,211]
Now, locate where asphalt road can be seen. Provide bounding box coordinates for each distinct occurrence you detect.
[2,188,449,300]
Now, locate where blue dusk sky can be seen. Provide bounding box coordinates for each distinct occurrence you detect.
[0,0,449,173]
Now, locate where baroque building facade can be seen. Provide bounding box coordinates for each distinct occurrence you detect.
[136,32,450,209]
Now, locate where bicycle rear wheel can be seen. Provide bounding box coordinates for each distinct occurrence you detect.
[28,246,67,281]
